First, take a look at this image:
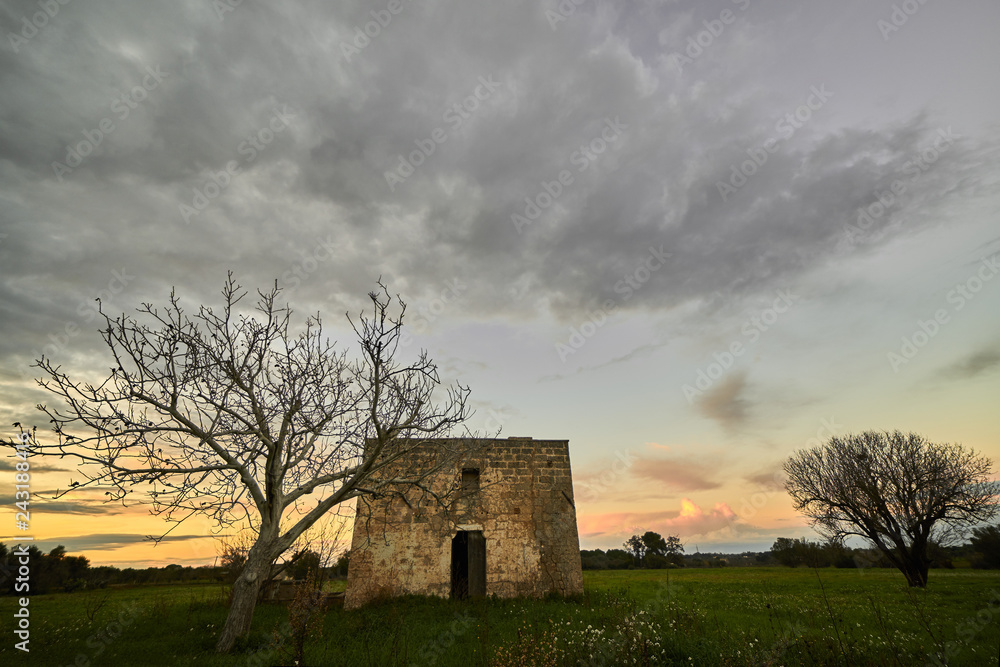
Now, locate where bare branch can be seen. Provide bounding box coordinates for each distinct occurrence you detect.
[1,276,474,652]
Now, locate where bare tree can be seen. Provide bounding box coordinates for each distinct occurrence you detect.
[11,275,476,652]
[784,430,996,587]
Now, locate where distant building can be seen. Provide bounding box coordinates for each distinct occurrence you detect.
[344,437,583,609]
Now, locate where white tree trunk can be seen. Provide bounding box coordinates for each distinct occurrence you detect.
[216,541,275,653]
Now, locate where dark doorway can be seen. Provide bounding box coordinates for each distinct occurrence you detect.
[450,530,486,599]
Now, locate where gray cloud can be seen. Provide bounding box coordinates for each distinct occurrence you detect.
[941,346,1000,381]
[0,458,69,474]
[0,0,998,510]
[629,456,722,492]
[0,494,112,515]
[27,533,207,553]
[743,465,786,489]
[2,4,994,336]
[695,371,752,429]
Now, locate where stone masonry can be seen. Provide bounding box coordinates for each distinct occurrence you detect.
[344,437,584,608]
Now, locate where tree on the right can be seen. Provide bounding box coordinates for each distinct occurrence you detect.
[783,430,997,587]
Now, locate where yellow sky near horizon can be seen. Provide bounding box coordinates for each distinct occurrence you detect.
[7,385,997,569]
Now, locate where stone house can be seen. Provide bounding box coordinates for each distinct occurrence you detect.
[344,437,584,609]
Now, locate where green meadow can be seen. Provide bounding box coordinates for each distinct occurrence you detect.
[1,567,997,666]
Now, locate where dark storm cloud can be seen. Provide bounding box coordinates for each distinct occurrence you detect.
[2,0,999,427]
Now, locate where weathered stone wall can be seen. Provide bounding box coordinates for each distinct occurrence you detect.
[344,437,583,608]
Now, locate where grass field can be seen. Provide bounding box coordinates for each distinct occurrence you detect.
[2,567,998,666]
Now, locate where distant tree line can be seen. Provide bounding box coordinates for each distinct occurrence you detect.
[1,544,91,594]
[581,531,686,570]
[580,526,1000,571]
[969,526,1000,569]
[0,542,230,594]
[580,547,736,569]
[768,528,1000,570]
[580,548,634,570]
[0,542,350,595]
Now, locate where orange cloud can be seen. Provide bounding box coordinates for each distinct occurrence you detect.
[629,457,721,492]
[578,497,738,540]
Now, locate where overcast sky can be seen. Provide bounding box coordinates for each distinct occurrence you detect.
[2,0,999,566]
